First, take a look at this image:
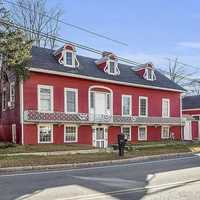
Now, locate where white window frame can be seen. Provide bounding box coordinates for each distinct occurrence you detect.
[64,88,78,114]
[10,82,15,104]
[139,96,148,117]
[108,60,116,75]
[144,67,156,81]
[122,95,132,116]
[121,126,132,141]
[38,85,54,113]
[64,124,78,143]
[2,87,6,111]
[138,126,147,141]
[161,126,170,139]
[162,98,170,118]
[63,49,75,68]
[38,124,53,144]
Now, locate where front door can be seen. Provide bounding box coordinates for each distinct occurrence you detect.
[93,127,108,148]
[184,120,192,140]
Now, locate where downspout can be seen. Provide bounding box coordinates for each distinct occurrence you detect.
[20,80,24,145]
[180,93,183,140]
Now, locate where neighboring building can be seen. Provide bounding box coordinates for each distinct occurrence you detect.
[182,95,200,140]
[0,44,185,147]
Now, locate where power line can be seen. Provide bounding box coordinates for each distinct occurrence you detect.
[3,0,128,46]
[0,19,140,66]
[164,57,200,71]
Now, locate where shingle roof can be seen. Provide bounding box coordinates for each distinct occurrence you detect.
[182,95,200,109]
[31,46,185,92]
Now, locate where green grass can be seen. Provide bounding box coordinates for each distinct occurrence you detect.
[0,143,199,168]
[0,143,94,154]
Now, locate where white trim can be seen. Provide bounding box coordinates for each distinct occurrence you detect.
[11,124,16,144]
[37,85,54,113]
[64,88,78,114]
[162,98,170,118]
[161,126,170,139]
[88,85,113,116]
[182,108,200,111]
[139,96,148,117]
[64,124,78,143]
[37,124,53,144]
[105,59,120,76]
[2,87,6,112]
[20,81,24,144]
[122,95,132,116]
[138,126,147,141]
[121,126,132,141]
[29,68,184,93]
[63,49,75,68]
[143,67,156,81]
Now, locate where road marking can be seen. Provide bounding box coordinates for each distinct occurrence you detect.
[0,155,199,178]
[54,178,200,200]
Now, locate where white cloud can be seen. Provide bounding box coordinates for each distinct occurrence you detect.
[178,42,200,49]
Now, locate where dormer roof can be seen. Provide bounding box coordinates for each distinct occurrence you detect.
[31,46,185,92]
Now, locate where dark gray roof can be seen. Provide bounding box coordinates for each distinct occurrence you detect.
[31,46,185,92]
[182,95,200,109]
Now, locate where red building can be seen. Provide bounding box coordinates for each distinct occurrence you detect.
[182,95,200,140]
[0,44,185,147]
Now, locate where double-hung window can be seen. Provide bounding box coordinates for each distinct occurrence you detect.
[65,88,78,113]
[64,50,75,67]
[138,126,147,141]
[161,126,170,139]
[109,60,115,74]
[64,125,78,142]
[122,95,132,116]
[121,126,131,141]
[162,98,170,117]
[38,124,53,143]
[38,85,53,112]
[10,82,15,106]
[139,96,148,117]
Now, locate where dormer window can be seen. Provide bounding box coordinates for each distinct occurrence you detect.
[64,50,74,67]
[55,43,79,68]
[143,65,156,81]
[108,60,116,74]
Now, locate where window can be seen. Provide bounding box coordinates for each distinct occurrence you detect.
[109,61,115,74]
[64,125,78,142]
[144,68,156,81]
[106,93,111,110]
[122,95,132,116]
[38,124,53,143]
[162,98,170,117]
[90,92,95,109]
[138,126,147,141]
[121,126,131,141]
[162,126,170,139]
[139,96,148,117]
[10,82,15,105]
[64,51,74,66]
[193,115,200,120]
[2,87,6,111]
[38,85,53,112]
[65,88,78,113]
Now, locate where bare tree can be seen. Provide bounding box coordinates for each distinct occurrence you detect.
[8,0,62,49]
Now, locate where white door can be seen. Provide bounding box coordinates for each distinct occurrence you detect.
[184,120,192,140]
[95,92,106,115]
[93,127,108,148]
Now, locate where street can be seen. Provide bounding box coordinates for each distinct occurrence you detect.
[1,154,200,200]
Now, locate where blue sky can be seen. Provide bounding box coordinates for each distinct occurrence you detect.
[49,0,200,71]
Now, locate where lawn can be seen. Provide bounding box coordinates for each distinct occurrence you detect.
[0,143,94,154]
[0,142,199,168]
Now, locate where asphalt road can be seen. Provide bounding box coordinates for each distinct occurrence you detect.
[1,154,200,200]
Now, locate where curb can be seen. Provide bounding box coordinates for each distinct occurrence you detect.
[0,152,196,173]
